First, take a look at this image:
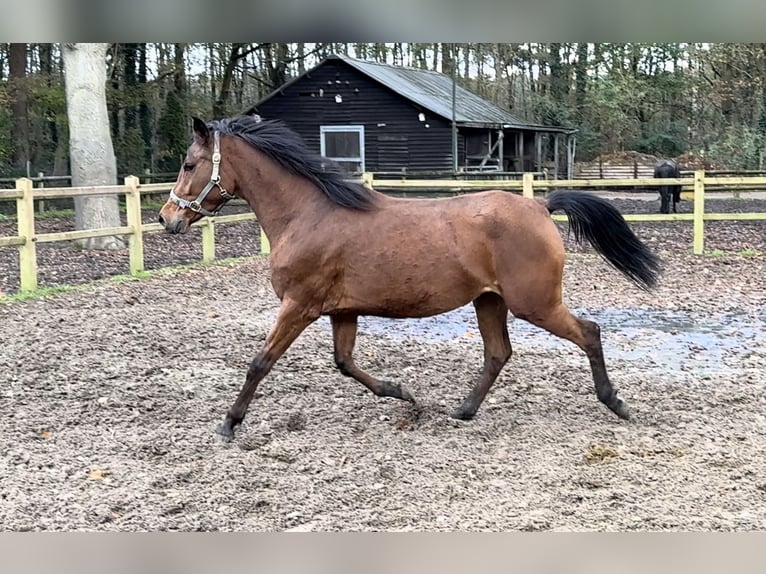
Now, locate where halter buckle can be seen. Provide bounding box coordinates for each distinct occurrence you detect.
[189,201,202,212]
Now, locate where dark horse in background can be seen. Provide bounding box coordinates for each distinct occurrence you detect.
[654,159,681,214]
[158,115,661,441]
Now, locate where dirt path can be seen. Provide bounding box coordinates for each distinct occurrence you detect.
[1,245,765,531]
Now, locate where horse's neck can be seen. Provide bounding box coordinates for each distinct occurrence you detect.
[238,167,326,246]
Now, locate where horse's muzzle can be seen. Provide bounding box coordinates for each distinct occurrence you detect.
[159,214,186,235]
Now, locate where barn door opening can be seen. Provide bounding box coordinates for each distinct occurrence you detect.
[320,125,365,174]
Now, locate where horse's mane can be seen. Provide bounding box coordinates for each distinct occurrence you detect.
[209,115,377,210]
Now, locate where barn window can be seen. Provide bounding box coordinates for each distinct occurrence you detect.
[320,125,365,173]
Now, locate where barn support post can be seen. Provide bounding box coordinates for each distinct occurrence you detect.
[497,130,504,170]
[124,175,145,275]
[693,170,705,255]
[535,133,542,173]
[553,134,560,179]
[566,135,575,179]
[451,52,458,173]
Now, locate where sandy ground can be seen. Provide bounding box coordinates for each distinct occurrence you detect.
[1,196,765,531]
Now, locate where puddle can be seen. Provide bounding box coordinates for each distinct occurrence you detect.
[320,306,766,374]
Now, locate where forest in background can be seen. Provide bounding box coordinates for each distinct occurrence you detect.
[2,42,766,179]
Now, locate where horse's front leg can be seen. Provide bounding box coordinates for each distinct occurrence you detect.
[217,297,318,440]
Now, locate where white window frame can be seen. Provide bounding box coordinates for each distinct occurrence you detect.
[320,125,365,172]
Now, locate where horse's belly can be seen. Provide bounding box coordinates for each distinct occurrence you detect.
[325,272,497,318]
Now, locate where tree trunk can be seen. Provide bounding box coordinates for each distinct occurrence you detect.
[213,43,243,118]
[138,43,152,169]
[62,42,123,250]
[9,43,29,174]
[263,43,289,90]
[574,43,589,112]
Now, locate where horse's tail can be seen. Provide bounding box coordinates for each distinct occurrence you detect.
[544,190,661,291]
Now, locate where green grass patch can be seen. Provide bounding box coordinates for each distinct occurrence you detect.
[707,248,764,257]
[1,283,88,303]
[35,208,76,220]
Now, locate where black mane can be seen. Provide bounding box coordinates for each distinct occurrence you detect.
[209,115,377,210]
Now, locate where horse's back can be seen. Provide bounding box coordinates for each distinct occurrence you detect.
[654,159,679,177]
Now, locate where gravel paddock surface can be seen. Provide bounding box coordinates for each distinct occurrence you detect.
[1,195,766,531]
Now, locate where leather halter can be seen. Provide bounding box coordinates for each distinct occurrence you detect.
[168,131,236,217]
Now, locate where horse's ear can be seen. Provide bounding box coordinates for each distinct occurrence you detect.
[242,107,262,122]
[192,117,209,143]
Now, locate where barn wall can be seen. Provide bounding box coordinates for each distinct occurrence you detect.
[253,60,462,173]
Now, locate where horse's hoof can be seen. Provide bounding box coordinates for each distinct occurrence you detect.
[382,381,416,403]
[215,423,235,442]
[450,406,475,421]
[399,385,416,403]
[609,397,630,420]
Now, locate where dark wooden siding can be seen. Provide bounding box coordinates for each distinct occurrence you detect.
[253,60,462,173]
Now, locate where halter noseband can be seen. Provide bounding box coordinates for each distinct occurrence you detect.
[169,131,237,217]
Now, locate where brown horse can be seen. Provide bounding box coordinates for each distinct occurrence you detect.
[159,115,661,440]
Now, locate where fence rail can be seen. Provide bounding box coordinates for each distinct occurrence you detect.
[1,176,267,292]
[1,171,765,293]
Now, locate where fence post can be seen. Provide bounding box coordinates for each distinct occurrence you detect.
[362,172,374,189]
[693,170,705,255]
[522,172,534,198]
[260,227,270,255]
[16,177,38,292]
[201,219,215,263]
[124,176,145,275]
[37,172,46,214]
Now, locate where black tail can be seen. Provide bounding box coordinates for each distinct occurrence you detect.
[546,190,661,291]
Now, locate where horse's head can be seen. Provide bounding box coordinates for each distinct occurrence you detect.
[158,117,237,234]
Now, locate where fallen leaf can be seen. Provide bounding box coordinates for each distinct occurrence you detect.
[40,431,51,439]
[87,469,110,480]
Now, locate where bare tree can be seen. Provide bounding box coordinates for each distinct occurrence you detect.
[9,43,29,173]
[62,43,123,250]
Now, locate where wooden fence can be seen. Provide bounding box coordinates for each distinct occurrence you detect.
[1,171,765,293]
[0,176,269,292]
[365,170,766,257]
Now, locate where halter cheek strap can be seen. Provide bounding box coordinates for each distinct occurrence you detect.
[169,131,237,217]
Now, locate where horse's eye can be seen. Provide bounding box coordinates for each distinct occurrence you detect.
[183,163,194,172]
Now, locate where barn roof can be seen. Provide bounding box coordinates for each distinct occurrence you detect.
[254,54,576,134]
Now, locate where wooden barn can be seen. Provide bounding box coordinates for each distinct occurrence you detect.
[250,54,577,178]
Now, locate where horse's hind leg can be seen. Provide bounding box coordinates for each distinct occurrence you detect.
[452,293,512,420]
[331,314,415,403]
[517,303,629,420]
